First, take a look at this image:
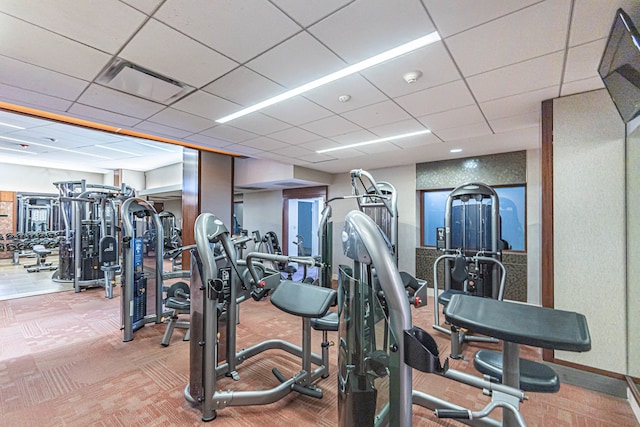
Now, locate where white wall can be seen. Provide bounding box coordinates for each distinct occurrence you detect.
[120,169,145,194]
[328,165,418,278]
[162,199,182,228]
[526,148,542,305]
[0,162,106,193]
[243,189,283,251]
[553,89,626,373]
[145,163,182,189]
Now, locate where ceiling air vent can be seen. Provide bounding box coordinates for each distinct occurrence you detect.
[96,58,195,104]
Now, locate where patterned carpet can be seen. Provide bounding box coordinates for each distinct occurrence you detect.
[0,286,636,426]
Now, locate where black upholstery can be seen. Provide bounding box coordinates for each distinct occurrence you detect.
[438,288,466,306]
[166,297,190,311]
[310,311,339,331]
[473,350,559,393]
[444,294,591,351]
[270,280,336,318]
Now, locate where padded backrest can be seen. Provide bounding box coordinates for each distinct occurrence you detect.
[99,236,118,263]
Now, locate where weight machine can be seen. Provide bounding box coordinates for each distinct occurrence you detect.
[53,180,134,297]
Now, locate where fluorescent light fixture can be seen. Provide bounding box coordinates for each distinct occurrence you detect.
[316,129,431,154]
[216,31,441,123]
[0,135,111,159]
[450,148,462,153]
[97,144,140,156]
[135,140,178,153]
[0,146,37,155]
[0,121,25,130]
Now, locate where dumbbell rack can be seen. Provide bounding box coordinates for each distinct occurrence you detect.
[0,231,62,265]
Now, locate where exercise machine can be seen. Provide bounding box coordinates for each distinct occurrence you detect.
[184,212,335,422]
[338,210,591,426]
[433,183,507,358]
[120,197,170,342]
[53,180,134,296]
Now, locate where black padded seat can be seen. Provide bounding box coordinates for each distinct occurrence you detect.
[311,311,339,331]
[270,280,336,318]
[438,288,466,306]
[473,349,560,393]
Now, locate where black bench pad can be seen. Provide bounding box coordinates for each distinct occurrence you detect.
[311,311,338,331]
[271,280,336,318]
[444,294,591,352]
[166,297,190,311]
[474,350,559,393]
[438,288,466,306]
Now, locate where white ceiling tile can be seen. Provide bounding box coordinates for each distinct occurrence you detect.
[299,115,363,138]
[467,52,564,102]
[569,0,638,46]
[489,111,540,133]
[271,0,353,27]
[78,84,165,119]
[295,152,337,164]
[147,108,217,133]
[171,91,240,121]
[560,76,604,97]
[262,97,333,126]
[361,42,461,98]
[563,39,608,83]
[155,0,301,63]
[182,134,234,150]
[0,0,146,54]
[0,83,72,112]
[240,137,291,151]
[200,125,258,143]
[395,80,475,117]
[120,19,238,88]
[321,147,366,159]
[355,141,402,155]
[434,122,492,141]
[446,0,571,76]
[229,144,266,156]
[303,74,388,114]
[247,32,346,88]
[202,67,285,107]
[0,13,111,80]
[225,113,290,134]
[341,100,412,129]
[0,56,88,101]
[417,105,486,131]
[480,86,559,120]
[298,139,339,152]
[268,127,320,144]
[391,132,441,148]
[309,0,436,63]
[67,104,142,128]
[133,120,193,138]
[423,0,541,38]
[269,145,315,158]
[330,129,377,145]
[368,118,427,137]
[121,0,163,15]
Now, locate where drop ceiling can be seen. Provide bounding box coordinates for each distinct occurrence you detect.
[0,0,637,175]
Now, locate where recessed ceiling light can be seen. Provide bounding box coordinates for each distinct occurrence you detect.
[450,148,462,153]
[0,135,111,159]
[0,121,25,130]
[316,129,431,154]
[0,146,37,155]
[216,31,441,123]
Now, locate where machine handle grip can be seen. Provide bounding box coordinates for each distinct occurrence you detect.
[435,409,472,419]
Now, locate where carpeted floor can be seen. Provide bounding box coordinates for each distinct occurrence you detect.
[0,285,636,426]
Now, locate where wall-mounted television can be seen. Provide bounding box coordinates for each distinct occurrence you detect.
[598,8,640,124]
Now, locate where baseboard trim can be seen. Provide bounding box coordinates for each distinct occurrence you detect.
[546,362,627,398]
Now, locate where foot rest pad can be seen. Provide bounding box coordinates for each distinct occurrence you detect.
[271,280,336,318]
[474,350,560,393]
[311,311,338,331]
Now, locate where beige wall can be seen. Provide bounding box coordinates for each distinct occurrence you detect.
[626,117,640,377]
[553,89,627,373]
[0,162,105,193]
